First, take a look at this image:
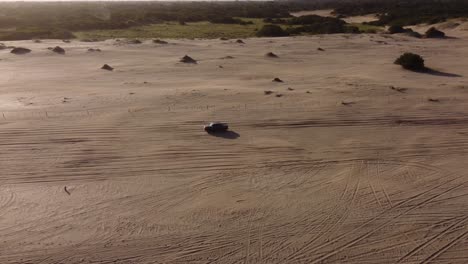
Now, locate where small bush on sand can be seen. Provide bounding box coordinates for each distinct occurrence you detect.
[388,25,405,34]
[425,27,445,38]
[101,64,114,71]
[180,55,197,64]
[153,39,168,44]
[256,25,289,37]
[265,52,278,58]
[10,47,31,55]
[52,46,65,54]
[394,53,425,71]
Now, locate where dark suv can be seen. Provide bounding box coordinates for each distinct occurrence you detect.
[204,122,229,133]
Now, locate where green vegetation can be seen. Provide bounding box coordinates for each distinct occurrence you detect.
[75,19,264,40]
[332,0,468,27]
[388,25,405,34]
[0,28,74,41]
[256,25,289,37]
[425,27,446,38]
[286,15,358,35]
[395,53,425,71]
[0,0,464,41]
[349,23,384,34]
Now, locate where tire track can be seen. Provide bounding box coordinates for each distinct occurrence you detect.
[397,216,468,263]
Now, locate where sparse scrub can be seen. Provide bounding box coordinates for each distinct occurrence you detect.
[256,25,289,37]
[286,15,350,35]
[394,53,425,71]
[180,55,197,64]
[153,39,168,44]
[52,46,65,54]
[0,28,74,41]
[265,52,278,58]
[10,47,31,55]
[101,64,114,71]
[425,27,445,38]
[0,1,466,40]
[388,25,405,34]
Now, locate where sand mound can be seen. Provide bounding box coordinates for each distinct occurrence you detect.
[128,39,142,44]
[153,39,168,44]
[101,64,114,71]
[425,27,446,38]
[266,52,279,58]
[52,46,65,54]
[180,55,197,64]
[10,47,31,55]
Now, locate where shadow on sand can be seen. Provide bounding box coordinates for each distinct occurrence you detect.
[424,68,462,77]
[208,130,240,139]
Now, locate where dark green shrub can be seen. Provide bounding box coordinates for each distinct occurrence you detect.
[288,15,345,26]
[256,25,289,37]
[394,53,425,71]
[263,18,287,24]
[388,25,405,34]
[209,17,250,25]
[11,47,31,55]
[0,28,74,41]
[345,26,360,34]
[425,27,445,38]
[286,15,348,35]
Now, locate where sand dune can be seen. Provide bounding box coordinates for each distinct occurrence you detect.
[1,33,468,263]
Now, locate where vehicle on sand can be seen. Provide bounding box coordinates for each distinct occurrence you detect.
[204,122,229,133]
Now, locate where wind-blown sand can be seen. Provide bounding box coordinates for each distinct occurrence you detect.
[1,31,468,263]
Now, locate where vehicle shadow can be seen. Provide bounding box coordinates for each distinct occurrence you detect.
[207,130,240,139]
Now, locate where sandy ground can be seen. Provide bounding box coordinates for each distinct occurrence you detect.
[1,29,468,263]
